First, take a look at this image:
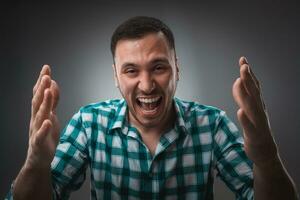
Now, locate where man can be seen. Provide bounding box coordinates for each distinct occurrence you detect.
[7,16,298,199]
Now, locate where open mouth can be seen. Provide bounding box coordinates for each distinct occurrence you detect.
[136,96,162,112]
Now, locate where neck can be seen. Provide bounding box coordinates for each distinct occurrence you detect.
[129,104,176,135]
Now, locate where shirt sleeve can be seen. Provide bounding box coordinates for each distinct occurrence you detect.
[213,111,254,200]
[51,110,89,199]
[4,182,13,200]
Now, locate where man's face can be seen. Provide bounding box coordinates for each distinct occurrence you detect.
[113,32,179,129]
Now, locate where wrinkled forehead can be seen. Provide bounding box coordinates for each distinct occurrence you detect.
[114,32,175,65]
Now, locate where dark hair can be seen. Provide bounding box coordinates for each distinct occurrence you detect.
[110,16,175,59]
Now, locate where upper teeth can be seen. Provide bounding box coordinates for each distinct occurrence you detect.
[138,97,160,103]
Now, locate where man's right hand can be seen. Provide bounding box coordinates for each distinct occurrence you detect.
[12,65,60,199]
[25,65,60,170]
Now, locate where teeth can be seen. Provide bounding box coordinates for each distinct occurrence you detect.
[138,97,160,103]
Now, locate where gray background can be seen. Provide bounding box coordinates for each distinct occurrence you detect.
[1,1,299,199]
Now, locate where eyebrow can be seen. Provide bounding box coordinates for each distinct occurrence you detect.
[120,57,170,69]
[149,57,170,65]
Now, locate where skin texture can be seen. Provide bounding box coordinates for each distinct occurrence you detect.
[12,33,298,199]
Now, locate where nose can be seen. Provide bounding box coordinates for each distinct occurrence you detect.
[138,72,155,94]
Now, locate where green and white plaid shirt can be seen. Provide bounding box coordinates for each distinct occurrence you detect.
[7,98,253,199]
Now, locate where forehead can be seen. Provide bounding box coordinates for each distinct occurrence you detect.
[114,32,174,65]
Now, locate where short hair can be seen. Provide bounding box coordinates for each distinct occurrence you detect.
[110,16,175,59]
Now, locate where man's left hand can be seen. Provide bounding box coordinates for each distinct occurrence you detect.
[232,56,279,167]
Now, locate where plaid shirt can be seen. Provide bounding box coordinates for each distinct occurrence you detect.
[6,98,253,200]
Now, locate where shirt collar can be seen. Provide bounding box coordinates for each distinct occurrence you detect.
[173,97,189,135]
[108,99,128,133]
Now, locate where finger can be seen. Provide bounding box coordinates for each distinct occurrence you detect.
[34,119,52,145]
[31,75,51,117]
[233,77,250,106]
[239,57,266,111]
[33,65,51,95]
[232,77,261,124]
[49,80,60,112]
[239,56,248,66]
[49,113,60,144]
[246,65,267,111]
[239,57,260,90]
[248,66,260,89]
[237,108,257,140]
[34,89,53,131]
[240,64,260,98]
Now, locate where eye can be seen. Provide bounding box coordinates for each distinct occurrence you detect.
[123,67,138,77]
[154,64,166,73]
[126,68,136,74]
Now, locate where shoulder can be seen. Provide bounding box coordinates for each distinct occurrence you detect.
[80,99,123,112]
[77,99,125,123]
[175,97,225,119]
[175,98,230,133]
[175,98,240,142]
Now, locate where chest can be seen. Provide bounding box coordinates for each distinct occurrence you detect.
[89,131,214,198]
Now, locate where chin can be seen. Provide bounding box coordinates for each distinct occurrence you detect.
[138,118,162,128]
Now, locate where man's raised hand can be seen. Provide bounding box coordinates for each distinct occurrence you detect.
[232,57,278,167]
[26,65,60,170]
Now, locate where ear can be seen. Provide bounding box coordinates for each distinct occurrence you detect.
[112,64,119,88]
[175,57,179,81]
